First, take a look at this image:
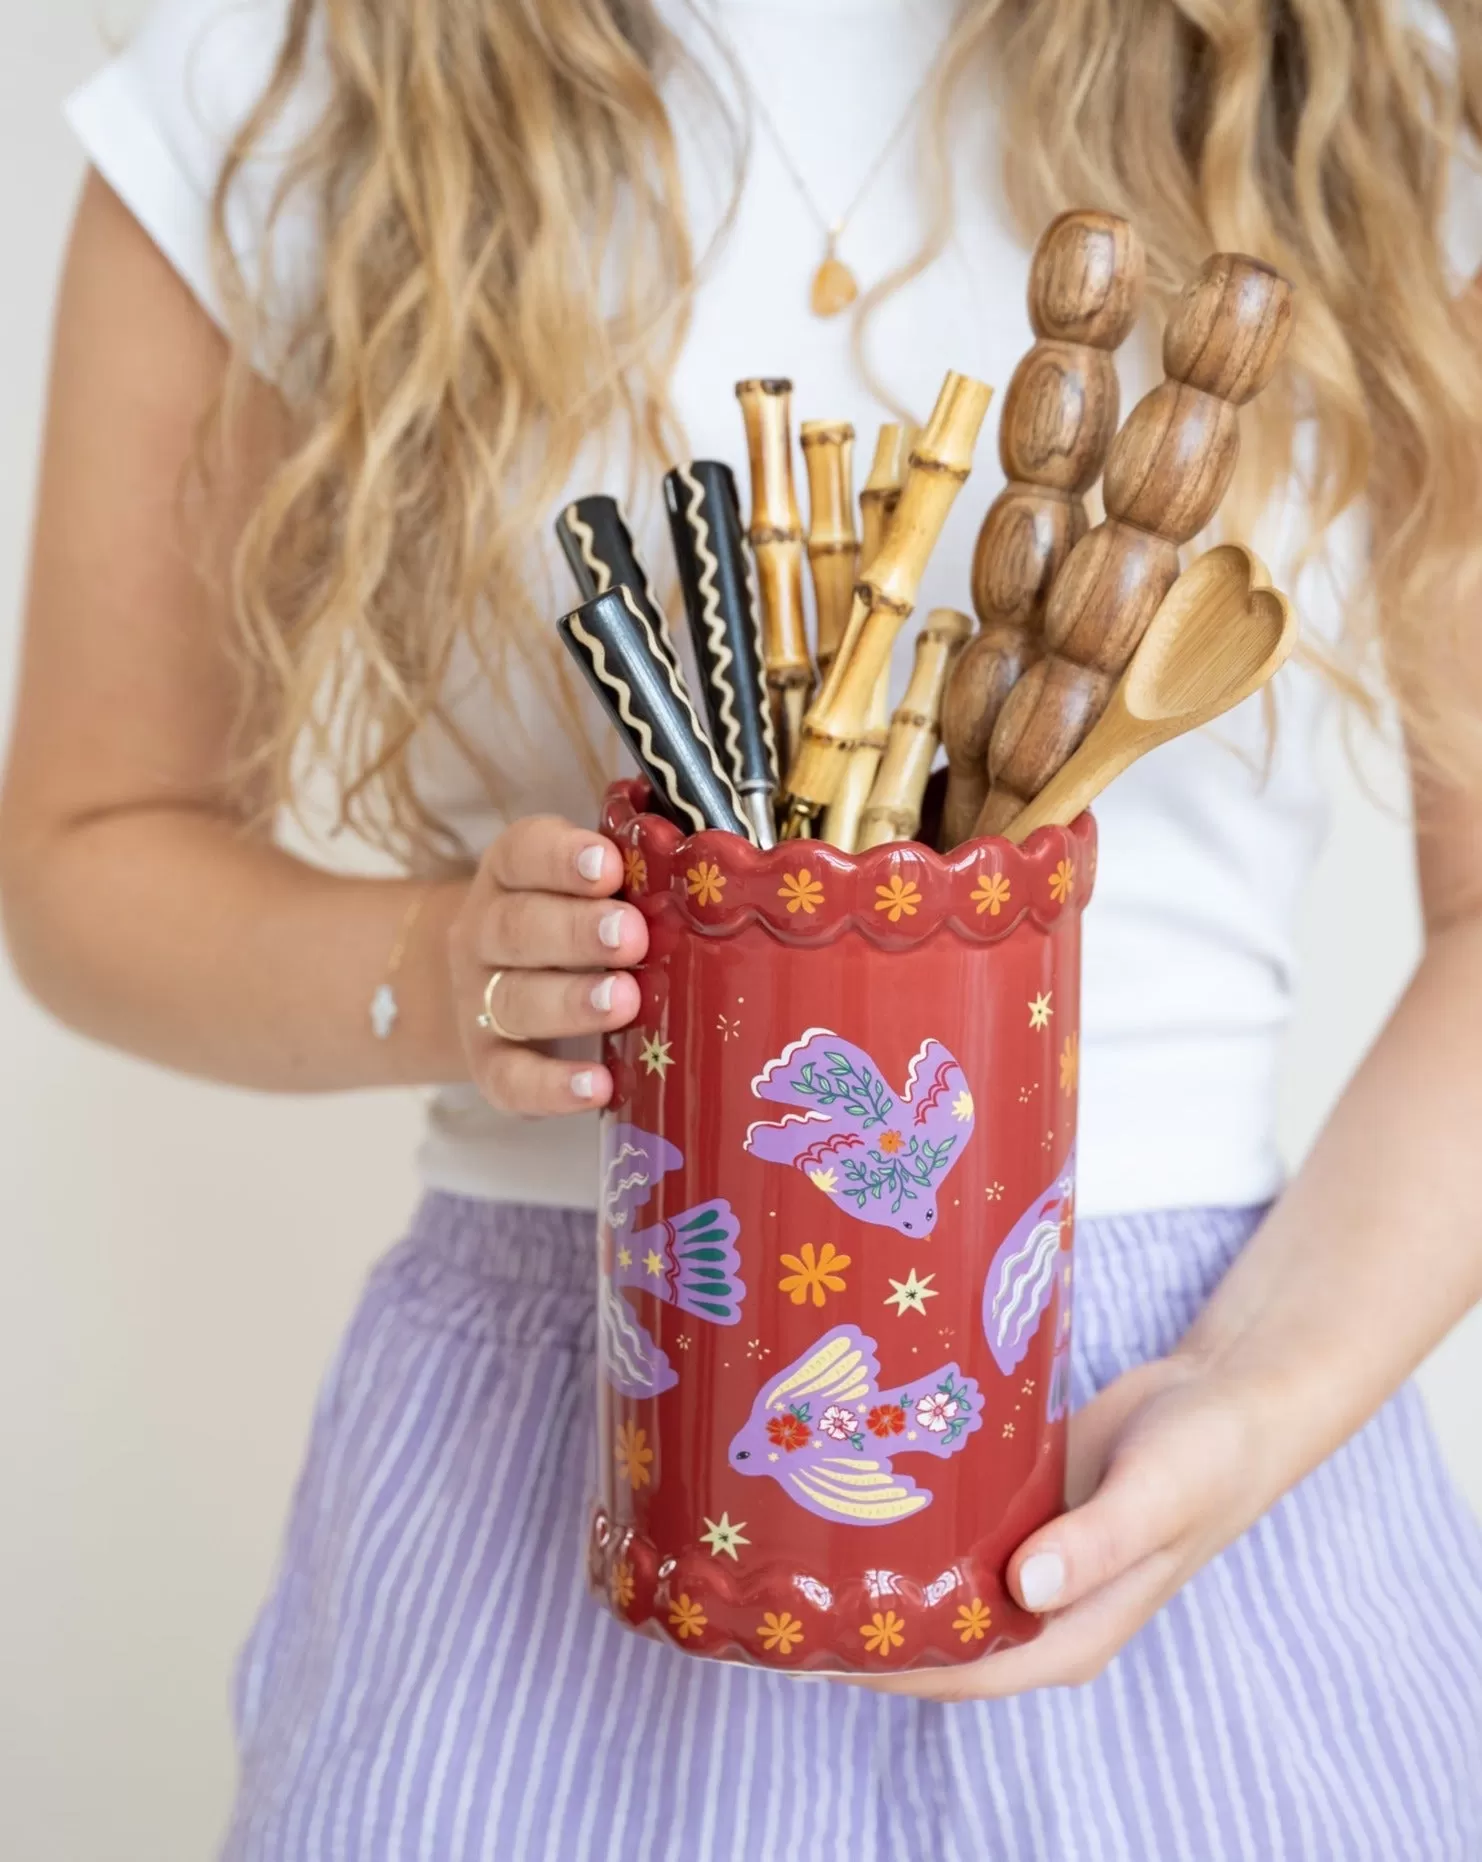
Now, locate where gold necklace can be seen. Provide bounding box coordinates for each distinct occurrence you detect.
[741,23,958,319]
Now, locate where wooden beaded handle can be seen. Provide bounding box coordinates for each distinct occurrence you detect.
[974,252,1294,836]
[858,608,973,849]
[800,420,859,682]
[779,370,993,836]
[939,210,1145,848]
[822,422,912,851]
[736,378,815,772]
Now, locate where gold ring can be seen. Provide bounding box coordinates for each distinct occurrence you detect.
[474,969,522,1042]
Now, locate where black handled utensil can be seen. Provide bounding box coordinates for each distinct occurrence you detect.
[557,587,758,843]
[663,461,778,848]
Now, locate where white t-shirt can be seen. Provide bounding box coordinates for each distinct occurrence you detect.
[64,0,1480,1218]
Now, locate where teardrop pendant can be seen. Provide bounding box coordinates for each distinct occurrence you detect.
[810,245,859,318]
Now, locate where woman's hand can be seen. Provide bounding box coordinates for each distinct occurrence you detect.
[448,814,646,1115]
[862,1349,1284,1701]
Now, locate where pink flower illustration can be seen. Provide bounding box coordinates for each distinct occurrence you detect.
[915,1390,962,1435]
[820,1404,860,1442]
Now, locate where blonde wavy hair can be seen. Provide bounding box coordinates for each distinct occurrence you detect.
[212,0,1482,862]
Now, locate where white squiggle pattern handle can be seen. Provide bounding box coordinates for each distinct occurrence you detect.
[565,607,708,837]
[673,465,744,781]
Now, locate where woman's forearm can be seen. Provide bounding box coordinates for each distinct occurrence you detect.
[1184,909,1482,1470]
[1,803,469,1090]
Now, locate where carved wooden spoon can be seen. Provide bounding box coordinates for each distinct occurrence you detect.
[1000,543,1296,844]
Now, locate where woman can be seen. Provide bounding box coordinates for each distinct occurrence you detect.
[5,0,1482,1855]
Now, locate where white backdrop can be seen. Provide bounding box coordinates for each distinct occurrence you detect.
[3,8,1480,1861]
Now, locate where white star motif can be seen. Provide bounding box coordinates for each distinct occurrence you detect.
[639,1033,675,1077]
[700,1513,750,1561]
[884,1268,939,1317]
[951,1089,973,1122]
[1028,991,1053,1030]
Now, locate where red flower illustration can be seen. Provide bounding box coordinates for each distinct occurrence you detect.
[867,1403,907,1438]
[767,1411,812,1452]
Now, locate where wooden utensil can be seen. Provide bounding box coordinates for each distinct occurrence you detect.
[857,607,974,849]
[779,370,993,837]
[940,209,1144,847]
[800,420,859,682]
[1001,544,1296,842]
[821,421,912,851]
[555,495,685,684]
[736,378,815,770]
[975,253,1294,837]
[664,460,779,847]
[558,587,758,842]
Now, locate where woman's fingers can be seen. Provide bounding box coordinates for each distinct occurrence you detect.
[479,888,648,972]
[477,1040,614,1117]
[485,815,623,897]
[476,965,641,1044]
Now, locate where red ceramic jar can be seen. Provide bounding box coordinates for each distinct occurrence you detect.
[589,778,1096,1674]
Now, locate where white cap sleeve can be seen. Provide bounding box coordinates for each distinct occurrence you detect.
[64,0,321,347]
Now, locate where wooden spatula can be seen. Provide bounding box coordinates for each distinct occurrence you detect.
[999,543,1297,844]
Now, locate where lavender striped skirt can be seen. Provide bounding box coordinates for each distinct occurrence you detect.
[222,1196,1482,1862]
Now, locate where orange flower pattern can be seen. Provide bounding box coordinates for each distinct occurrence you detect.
[758,1611,805,1655]
[686,860,726,907]
[1049,858,1075,903]
[953,1598,993,1643]
[867,1403,907,1438]
[877,1129,904,1155]
[778,869,826,914]
[614,1418,653,1491]
[610,1561,635,1610]
[1060,1031,1079,1095]
[971,871,1011,916]
[874,874,922,922]
[860,1610,906,1656]
[669,1593,707,1640]
[766,1411,811,1452]
[622,848,647,894]
[778,1241,851,1308]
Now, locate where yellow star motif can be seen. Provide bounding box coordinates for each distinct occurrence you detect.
[884,1268,939,1317]
[639,1033,674,1077]
[951,1089,973,1122]
[616,1246,632,1269]
[1028,991,1053,1030]
[700,1512,751,1561]
[643,1249,664,1279]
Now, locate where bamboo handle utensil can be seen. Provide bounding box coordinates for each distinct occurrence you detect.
[800,420,859,682]
[975,252,1294,837]
[663,460,779,847]
[736,378,815,771]
[558,587,758,843]
[1002,544,1296,842]
[940,210,1144,848]
[857,608,973,849]
[822,421,912,852]
[555,496,684,684]
[779,370,993,837]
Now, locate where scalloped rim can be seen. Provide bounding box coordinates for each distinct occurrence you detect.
[589,1508,1038,1674]
[601,779,1097,946]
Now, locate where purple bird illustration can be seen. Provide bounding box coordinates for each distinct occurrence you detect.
[728,1324,983,1524]
[599,1123,745,1399]
[743,1027,975,1238]
[981,1151,1076,1419]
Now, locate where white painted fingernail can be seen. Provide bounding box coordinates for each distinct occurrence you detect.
[598,909,626,949]
[1019,1551,1065,1611]
[590,976,616,1013]
[577,845,606,883]
[571,1070,597,1100]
